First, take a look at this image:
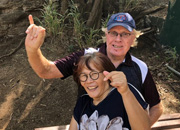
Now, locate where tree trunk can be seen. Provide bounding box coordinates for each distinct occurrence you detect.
[86,0,103,29]
[60,0,68,15]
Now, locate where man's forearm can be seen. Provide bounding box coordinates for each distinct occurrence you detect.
[149,102,163,126]
[27,48,63,79]
[27,49,51,77]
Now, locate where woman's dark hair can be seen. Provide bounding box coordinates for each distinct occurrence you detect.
[73,52,115,86]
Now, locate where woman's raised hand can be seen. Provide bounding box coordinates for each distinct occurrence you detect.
[103,71,129,95]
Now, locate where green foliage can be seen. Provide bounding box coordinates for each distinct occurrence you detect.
[84,28,101,47]
[35,0,146,49]
[67,0,85,49]
[164,47,178,62]
[67,44,77,53]
[101,14,111,28]
[119,0,142,12]
[36,0,66,37]
[34,0,148,49]
[67,0,102,49]
[34,0,103,49]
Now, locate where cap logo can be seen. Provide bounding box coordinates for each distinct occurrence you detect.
[114,15,126,22]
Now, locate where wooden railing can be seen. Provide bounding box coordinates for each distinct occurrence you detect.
[35,125,69,130]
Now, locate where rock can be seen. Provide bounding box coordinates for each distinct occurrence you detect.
[0,0,44,39]
[0,10,26,24]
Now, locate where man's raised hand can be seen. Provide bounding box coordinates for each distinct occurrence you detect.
[25,15,46,52]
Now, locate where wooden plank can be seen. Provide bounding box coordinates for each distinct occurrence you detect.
[152,113,180,130]
[152,128,180,130]
[158,113,180,121]
[35,125,69,130]
[152,119,180,127]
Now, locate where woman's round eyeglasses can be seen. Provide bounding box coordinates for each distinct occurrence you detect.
[79,71,102,82]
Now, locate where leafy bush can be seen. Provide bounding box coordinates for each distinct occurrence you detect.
[36,0,67,37]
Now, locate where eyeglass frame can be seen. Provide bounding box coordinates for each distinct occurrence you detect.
[79,71,103,82]
[108,31,133,39]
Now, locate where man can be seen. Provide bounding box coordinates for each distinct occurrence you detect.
[25,13,163,126]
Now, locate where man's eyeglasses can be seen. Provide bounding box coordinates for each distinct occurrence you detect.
[79,71,102,82]
[108,31,132,39]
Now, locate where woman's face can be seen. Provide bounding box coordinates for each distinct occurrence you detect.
[79,63,110,102]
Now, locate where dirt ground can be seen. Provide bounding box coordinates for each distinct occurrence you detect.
[0,38,78,130]
[0,2,180,130]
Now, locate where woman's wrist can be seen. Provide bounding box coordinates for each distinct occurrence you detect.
[121,87,131,97]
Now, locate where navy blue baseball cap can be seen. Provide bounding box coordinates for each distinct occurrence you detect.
[107,13,136,32]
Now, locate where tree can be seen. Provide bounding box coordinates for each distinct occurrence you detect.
[160,0,180,54]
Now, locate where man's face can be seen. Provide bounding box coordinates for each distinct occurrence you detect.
[106,26,135,59]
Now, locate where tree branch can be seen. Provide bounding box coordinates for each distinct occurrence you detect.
[0,38,25,59]
[134,5,168,21]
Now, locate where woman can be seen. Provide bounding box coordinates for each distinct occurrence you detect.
[69,52,150,130]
